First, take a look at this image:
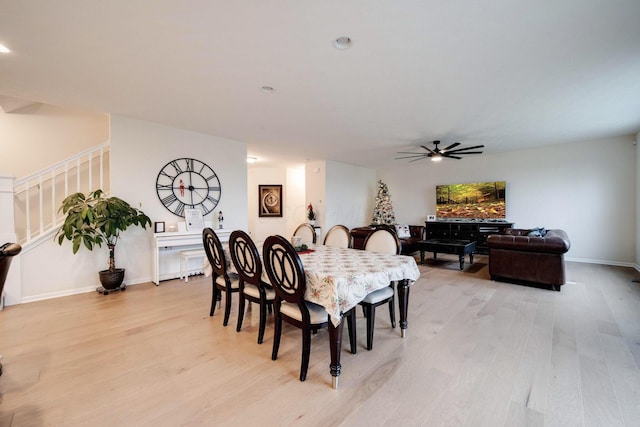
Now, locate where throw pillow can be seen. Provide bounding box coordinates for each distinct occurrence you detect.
[528,227,547,237]
[395,224,411,238]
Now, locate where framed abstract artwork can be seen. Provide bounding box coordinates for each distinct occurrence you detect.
[258,185,283,217]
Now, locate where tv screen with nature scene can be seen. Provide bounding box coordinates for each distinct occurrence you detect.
[436,181,506,219]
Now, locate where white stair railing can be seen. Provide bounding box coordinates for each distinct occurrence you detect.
[13,142,111,245]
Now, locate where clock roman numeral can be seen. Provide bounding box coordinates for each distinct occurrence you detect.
[170,160,183,173]
[185,158,194,172]
[161,193,178,206]
[205,195,219,205]
[175,202,186,216]
[156,183,172,190]
[204,173,218,182]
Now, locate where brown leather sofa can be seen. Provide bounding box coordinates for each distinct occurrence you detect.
[351,225,425,256]
[487,228,570,291]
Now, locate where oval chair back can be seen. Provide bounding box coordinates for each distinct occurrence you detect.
[203,227,227,277]
[263,234,345,381]
[229,230,274,344]
[229,230,262,287]
[360,227,399,351]
[202,227,238,325]
[293,223,316,245]
[263,235,307,309]
[363,226,400,255]
[323,225,351,248]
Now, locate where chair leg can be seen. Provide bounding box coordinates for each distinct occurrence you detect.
[346,308,357,354]
[300,327,311,382]
[272,314,282,361]
[366,304,376,351]
[223,290,232,326]
[236,293,246,332]
[257,300,267,344]
[210,285,218,316]
[389,295,396,329]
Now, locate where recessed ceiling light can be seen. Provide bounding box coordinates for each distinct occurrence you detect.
[260,86,274,93]
[0,44,10,53]
[246,156,258,164]
[333,36,352,50]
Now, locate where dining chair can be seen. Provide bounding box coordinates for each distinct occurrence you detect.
[263,234,355,381]
[359,225,400,350]
[322,225,351,248]
[229,230,275,344]
[202,227,239,326]
[293,223,316,245]
[0,242,22,376]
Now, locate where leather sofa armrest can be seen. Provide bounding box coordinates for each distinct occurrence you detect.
[487,230,570,254]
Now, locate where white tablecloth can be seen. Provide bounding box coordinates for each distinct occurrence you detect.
[204,244,421,326]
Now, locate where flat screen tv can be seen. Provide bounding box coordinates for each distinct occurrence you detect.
[436,181,506,219]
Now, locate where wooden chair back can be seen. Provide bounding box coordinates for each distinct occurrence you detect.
[293,223,317,245]
[323,225,351,248]
[0,243,22,298]
[202,227,227,277]
[263,235,306,307]
[229,230,262,287]
[363,227,400,255]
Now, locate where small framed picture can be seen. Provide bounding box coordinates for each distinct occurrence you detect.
[154,221,165,233]
[258,184,283,217]
[427,214,437,222]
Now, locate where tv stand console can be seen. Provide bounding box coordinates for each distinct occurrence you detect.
[424,220,514,255]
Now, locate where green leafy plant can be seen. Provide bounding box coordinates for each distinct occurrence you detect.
[56,189,151,272]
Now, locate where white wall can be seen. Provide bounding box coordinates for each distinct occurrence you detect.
[109,115,248,284]
[325,160,376,229]
[0,104,109,178]
[19,115,248,301]
[247,167,293,244]
[379,136,637,265]
[636,131,640,269]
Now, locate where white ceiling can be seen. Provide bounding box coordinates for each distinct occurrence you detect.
[1,1,639,168]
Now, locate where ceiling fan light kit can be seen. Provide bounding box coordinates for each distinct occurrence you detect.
[396,140,485,162]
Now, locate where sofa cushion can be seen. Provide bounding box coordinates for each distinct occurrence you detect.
[395,224,411,238]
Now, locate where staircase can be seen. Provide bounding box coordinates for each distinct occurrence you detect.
[1,142,110,308]
[13,142,111,245]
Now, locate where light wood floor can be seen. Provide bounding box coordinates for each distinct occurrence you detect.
[1,256,640,426]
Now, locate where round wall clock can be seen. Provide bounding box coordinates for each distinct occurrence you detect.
[155,158,221,217]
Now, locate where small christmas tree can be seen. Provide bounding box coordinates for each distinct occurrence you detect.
[371,180,396,225]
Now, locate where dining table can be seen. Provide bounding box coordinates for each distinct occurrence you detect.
[205,242,421,389]
[294,244,420,388]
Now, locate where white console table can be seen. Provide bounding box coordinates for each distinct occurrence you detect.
[152,229,231,285]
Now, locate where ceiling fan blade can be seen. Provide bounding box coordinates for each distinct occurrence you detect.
[443,155,463,159]
[446,144,485,153]
[442,142,460,151]
[408,157,428,163]
[420,145,437,154]
[452,151,483,155]
[395,154,427,160]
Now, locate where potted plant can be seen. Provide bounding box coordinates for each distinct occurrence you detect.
[56,189,152,290]
[306,203,316,226]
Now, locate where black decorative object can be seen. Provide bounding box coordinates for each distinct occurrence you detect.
[396,140,485,162]
[156,158,221,217]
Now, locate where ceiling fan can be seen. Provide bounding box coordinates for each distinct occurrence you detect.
[396,140,485,162]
